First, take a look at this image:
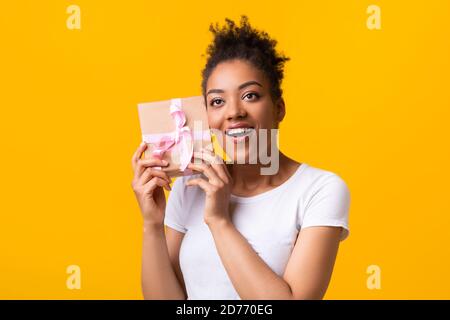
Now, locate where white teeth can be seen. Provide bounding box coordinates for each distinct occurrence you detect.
[226,127,255,137]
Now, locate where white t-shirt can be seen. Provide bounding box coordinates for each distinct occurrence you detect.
[164,162,350,300]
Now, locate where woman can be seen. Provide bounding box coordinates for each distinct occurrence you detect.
[131,16,350,300]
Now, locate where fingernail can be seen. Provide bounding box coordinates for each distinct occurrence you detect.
[162,160,169,165]
[141,141,146,147]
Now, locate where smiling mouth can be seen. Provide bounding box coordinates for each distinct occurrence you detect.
[225,127,255,138]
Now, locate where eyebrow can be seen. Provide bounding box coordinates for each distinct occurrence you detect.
[206,80,263,96]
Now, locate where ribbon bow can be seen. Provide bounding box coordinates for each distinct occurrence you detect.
[151,99,193,171]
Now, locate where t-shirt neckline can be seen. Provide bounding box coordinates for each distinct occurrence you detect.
[229,163,308,203]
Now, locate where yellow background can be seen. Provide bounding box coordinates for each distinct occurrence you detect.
[1,0,449,299]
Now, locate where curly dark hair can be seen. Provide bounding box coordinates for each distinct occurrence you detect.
[201,15,290,102]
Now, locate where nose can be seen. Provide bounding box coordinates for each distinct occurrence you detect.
[225,98,247,121]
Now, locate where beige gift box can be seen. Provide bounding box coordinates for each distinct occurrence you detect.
[137,96,213,177]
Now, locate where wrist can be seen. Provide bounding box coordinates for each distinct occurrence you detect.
[142,220,165,233]
[205,216,232,230]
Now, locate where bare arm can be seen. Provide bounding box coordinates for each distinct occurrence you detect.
[185,154,343,299]
[141,223,186,300]
[208,220,342,300]
[131,142,187,300]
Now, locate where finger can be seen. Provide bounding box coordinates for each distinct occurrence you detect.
[212,162,231,183]
[187,162,221,185]
[134,157,169,180]
[138,167,171,186]
[200,147,219,159]
[185,177,213,193]
[223,162,232,180]
[193,151,229,182]
[193,151,223,165]
[132,142,148,171]
[144,176,171,193]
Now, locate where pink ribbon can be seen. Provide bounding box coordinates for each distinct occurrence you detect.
[151,99,193,171]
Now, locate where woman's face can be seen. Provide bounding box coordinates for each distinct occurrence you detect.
[205,59,285,163]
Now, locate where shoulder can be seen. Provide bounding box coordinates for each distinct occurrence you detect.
[296,164,351,241]
[164,173,205,233]
[299,164,350,200]
[169,173,206,204]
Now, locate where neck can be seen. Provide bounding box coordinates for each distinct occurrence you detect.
[228,151,292,193]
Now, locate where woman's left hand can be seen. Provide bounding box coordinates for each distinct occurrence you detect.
[185,150,233,226]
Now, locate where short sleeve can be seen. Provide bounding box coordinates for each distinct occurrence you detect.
[301,174,351,241]
[164,176,188,233]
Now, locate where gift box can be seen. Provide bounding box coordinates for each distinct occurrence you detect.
[137,96,213,177]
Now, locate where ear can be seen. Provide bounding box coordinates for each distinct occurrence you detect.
[275,98,286,123]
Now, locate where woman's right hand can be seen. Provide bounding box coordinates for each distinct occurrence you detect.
[131,142,172,226]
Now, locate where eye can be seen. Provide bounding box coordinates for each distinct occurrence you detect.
[243,92,260,101]
[210,97,224,107]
